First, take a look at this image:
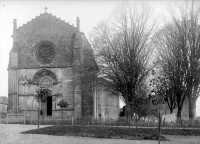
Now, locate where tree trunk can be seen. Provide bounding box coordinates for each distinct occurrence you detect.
[128,116,131,129]
[126,104,131,129]
[158,111,161,144]
[61,108,63,126]
[136,115,138,130]
[38,102,40,132]
[177,107,182,127]
[189,97,195,126]
[170,108,173,114]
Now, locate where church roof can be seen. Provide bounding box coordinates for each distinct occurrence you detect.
[15,8,77,32]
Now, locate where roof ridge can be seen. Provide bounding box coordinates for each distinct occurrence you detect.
[17,12,76,31]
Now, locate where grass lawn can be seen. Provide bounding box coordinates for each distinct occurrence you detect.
[21,125,168,141]
[21,125,200,141]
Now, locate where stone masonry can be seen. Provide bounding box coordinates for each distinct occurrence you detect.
[8,9,119,120]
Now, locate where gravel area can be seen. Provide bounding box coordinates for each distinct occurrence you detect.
[0,124,200,144]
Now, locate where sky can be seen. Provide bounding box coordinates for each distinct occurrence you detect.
[0,0,199,116]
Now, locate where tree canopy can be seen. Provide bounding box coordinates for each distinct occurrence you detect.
[91,2,156,125]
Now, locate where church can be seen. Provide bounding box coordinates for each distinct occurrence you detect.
[8,8,119,120]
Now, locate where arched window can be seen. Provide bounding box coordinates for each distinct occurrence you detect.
[40,76,53,87]
[33,69,58,85]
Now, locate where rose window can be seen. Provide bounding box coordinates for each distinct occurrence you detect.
[36,43,55,64]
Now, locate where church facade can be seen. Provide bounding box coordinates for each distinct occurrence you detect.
[8,9,119,120]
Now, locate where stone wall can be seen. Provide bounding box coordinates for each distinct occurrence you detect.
[0,97,8,119]
[9,13,76,70]
[161,97,192,120]
[8,11,119,120]
[95,86,120,120]
[8,70,18,113]
[17,67,74,116]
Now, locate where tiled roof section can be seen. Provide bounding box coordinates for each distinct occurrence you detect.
[16,12,76,31]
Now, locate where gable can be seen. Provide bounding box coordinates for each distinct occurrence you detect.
[10,12,78,69]
[16,12,76,35]
[13,12,77,50]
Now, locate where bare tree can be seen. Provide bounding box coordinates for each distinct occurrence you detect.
[91,2,155,127]
[155,21,188,123]
[156,0,200,124]
[149,74,177,114]
[183,1,200,124]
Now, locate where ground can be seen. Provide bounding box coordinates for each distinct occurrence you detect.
[0,124,200,144]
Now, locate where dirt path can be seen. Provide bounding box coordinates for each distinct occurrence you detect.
[0,124,199,144]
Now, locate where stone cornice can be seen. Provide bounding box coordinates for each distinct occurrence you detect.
[52,108,74,111]
[0,103,8,105]
[8,66,74,70]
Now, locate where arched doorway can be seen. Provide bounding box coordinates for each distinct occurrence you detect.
[40,76,53,116]
[33,69,58,116]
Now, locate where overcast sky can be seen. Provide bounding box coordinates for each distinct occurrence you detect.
[0,0,199,116]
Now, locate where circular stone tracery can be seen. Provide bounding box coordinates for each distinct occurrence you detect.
[36,42,55,64]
